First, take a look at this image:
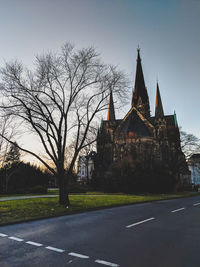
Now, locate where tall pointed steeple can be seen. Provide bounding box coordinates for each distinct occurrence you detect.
[155,82,164,118]
[132,48,150,118]
[107,90,115,121]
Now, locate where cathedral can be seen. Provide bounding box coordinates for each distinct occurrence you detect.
[96,49,190,191]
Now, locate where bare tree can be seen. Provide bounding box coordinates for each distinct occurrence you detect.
[0,115,17,167]
[0,43,128,205]
[0,115,19,193]
[180,129,200,159]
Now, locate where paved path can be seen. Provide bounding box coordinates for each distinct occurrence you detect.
[0,195,200,266]
[0,194,109,201]
[0,194,116,201]
[0,195,58,201]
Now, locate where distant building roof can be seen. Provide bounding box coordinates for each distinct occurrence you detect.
[189,154,200,159]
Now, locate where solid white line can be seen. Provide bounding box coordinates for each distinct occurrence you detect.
[0,233,8,237]
[9,236,24,242]
[193,202,200,206]
[95,259,119,267]
[45,246,65,253]
[26,241,43,247]
[171,207,185,213]
[126,217,155,228]
[68,252,89,259]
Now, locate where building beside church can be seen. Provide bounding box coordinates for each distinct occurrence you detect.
[77,151,96,184]
[96,49,190,191]
[188,154,200,186]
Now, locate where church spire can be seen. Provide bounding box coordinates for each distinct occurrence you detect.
[155,82,164,118]
[107,90,115,121]
[132,48,150,118]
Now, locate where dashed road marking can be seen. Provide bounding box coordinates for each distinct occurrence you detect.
[0,232,119,265]
[45,246,65,253]
[68,252,89,259]
[193,202,200,206]
[126,217,155,228]
[171,207,185,213]
[8,236,24,242]
[26,241,43,247]
[95,259,119,266]
[0,233,8,237]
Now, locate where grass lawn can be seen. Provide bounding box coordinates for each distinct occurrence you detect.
[0,192,199,225]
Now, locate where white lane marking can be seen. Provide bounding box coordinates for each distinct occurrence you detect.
[45,246,65,253]
[9,236,24,242]
[126,217,155,228]
[68,252,89,259]
[26,241,43,247]
[0,233,8,237]
[171,207,185,213]
[193,202,200,206]
[95,259,119,267]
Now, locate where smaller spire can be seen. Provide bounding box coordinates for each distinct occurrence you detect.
[137,46,141,62]
[155,82,164,118]
[174,110,178,127]
[107,90,115,121]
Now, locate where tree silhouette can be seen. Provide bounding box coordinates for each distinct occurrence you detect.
[5,142,21,166]
[0,43,128,205]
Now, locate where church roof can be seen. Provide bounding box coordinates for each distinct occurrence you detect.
[165,115,176,127]
[150,115,176,128]
[116,107,154,137]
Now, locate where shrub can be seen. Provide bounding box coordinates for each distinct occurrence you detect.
[93,157,177,194]
[29,185,47,194]
[68,182,90,193]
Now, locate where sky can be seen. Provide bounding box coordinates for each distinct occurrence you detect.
[0,0,199,161]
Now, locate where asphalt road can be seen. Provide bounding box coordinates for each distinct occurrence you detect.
[0,195,200,267]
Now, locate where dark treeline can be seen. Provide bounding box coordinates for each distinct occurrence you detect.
[0,162,52,194]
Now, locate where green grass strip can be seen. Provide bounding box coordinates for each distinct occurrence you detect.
[0,192,198,225]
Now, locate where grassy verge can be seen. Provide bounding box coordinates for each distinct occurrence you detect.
[0,192,199,225]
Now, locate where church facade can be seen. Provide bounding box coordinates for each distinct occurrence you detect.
[96,49,190,190]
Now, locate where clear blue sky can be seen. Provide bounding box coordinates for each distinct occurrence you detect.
[0,0,199,139]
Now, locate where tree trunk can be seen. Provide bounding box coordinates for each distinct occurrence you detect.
[58,169,70,206]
